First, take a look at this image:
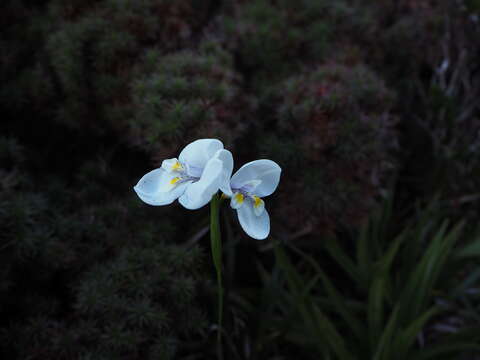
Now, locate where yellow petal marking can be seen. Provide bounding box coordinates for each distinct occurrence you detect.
[234,193,244,204]
[253,195,262,208]
[169,177,181,185]
[172,161,183,171]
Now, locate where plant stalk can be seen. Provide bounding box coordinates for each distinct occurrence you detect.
[210,193,223,359]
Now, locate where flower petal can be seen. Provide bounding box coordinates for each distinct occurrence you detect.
[231,160,281,197]
[237,203,270,240]
[178,139,224,171]
[213,149,234,196]
[178,158,223,210]
[134,168,190,206]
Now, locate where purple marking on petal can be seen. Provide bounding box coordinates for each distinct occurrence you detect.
[240,184,255,193]
[186,163,203,178]
[230,187,257,207]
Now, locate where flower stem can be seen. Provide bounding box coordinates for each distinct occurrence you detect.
[210,193,223,359]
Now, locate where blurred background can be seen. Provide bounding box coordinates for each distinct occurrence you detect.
[1,0,480,359]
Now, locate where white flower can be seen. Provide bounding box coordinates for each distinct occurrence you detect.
[134,139,231,210]
[220,153,281,240]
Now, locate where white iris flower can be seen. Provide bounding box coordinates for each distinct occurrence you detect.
[219,151,281,240]
[134,139,231,210]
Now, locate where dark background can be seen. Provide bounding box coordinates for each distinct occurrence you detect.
[1,0,480,359]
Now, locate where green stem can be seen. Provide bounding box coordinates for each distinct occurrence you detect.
[210,193,223,359]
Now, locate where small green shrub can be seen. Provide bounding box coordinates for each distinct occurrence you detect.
[259,64,396,235]
[129,43,253,158]
[0,140,209,359]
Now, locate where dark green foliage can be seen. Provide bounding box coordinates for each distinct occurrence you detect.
[224,197,480,359]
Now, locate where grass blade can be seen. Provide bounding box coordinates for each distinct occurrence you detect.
[292,245,365,343]
[394,307,439,358]
[373,305,400,360]
[274,244,354,360]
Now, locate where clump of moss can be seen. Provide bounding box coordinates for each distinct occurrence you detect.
[0,138,209,359]
[2,0,221,147]
[220,0,373,90]
[4,241,207,360]
[129,42,253,160]
[43,0,215,130]
[222,0,309,84]
[260,64,396,235]
[4,0,255,164]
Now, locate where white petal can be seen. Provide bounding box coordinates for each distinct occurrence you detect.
[231,160,281,197]
[237,203,270,240]
[213,149,234,196]
[230,192,245,210]
[178,139,223,171]
[134,168,190,206]
[178,158,223,210]
[161,158,183,173]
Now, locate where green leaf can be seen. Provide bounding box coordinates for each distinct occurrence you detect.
[368,275,386,350]
[323,237,363,288]
[311,303,355,360]
[274,244,354,360]
[367,233,403,348]
[372,305,400,360]
[417,222,464,312]
[413,343,480,360]
[394,307,439,358]
[454,238,480,259]
[356,223,371,284]
[292,246,365,343]
[399,221,463,324]
[451,267,480,298]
